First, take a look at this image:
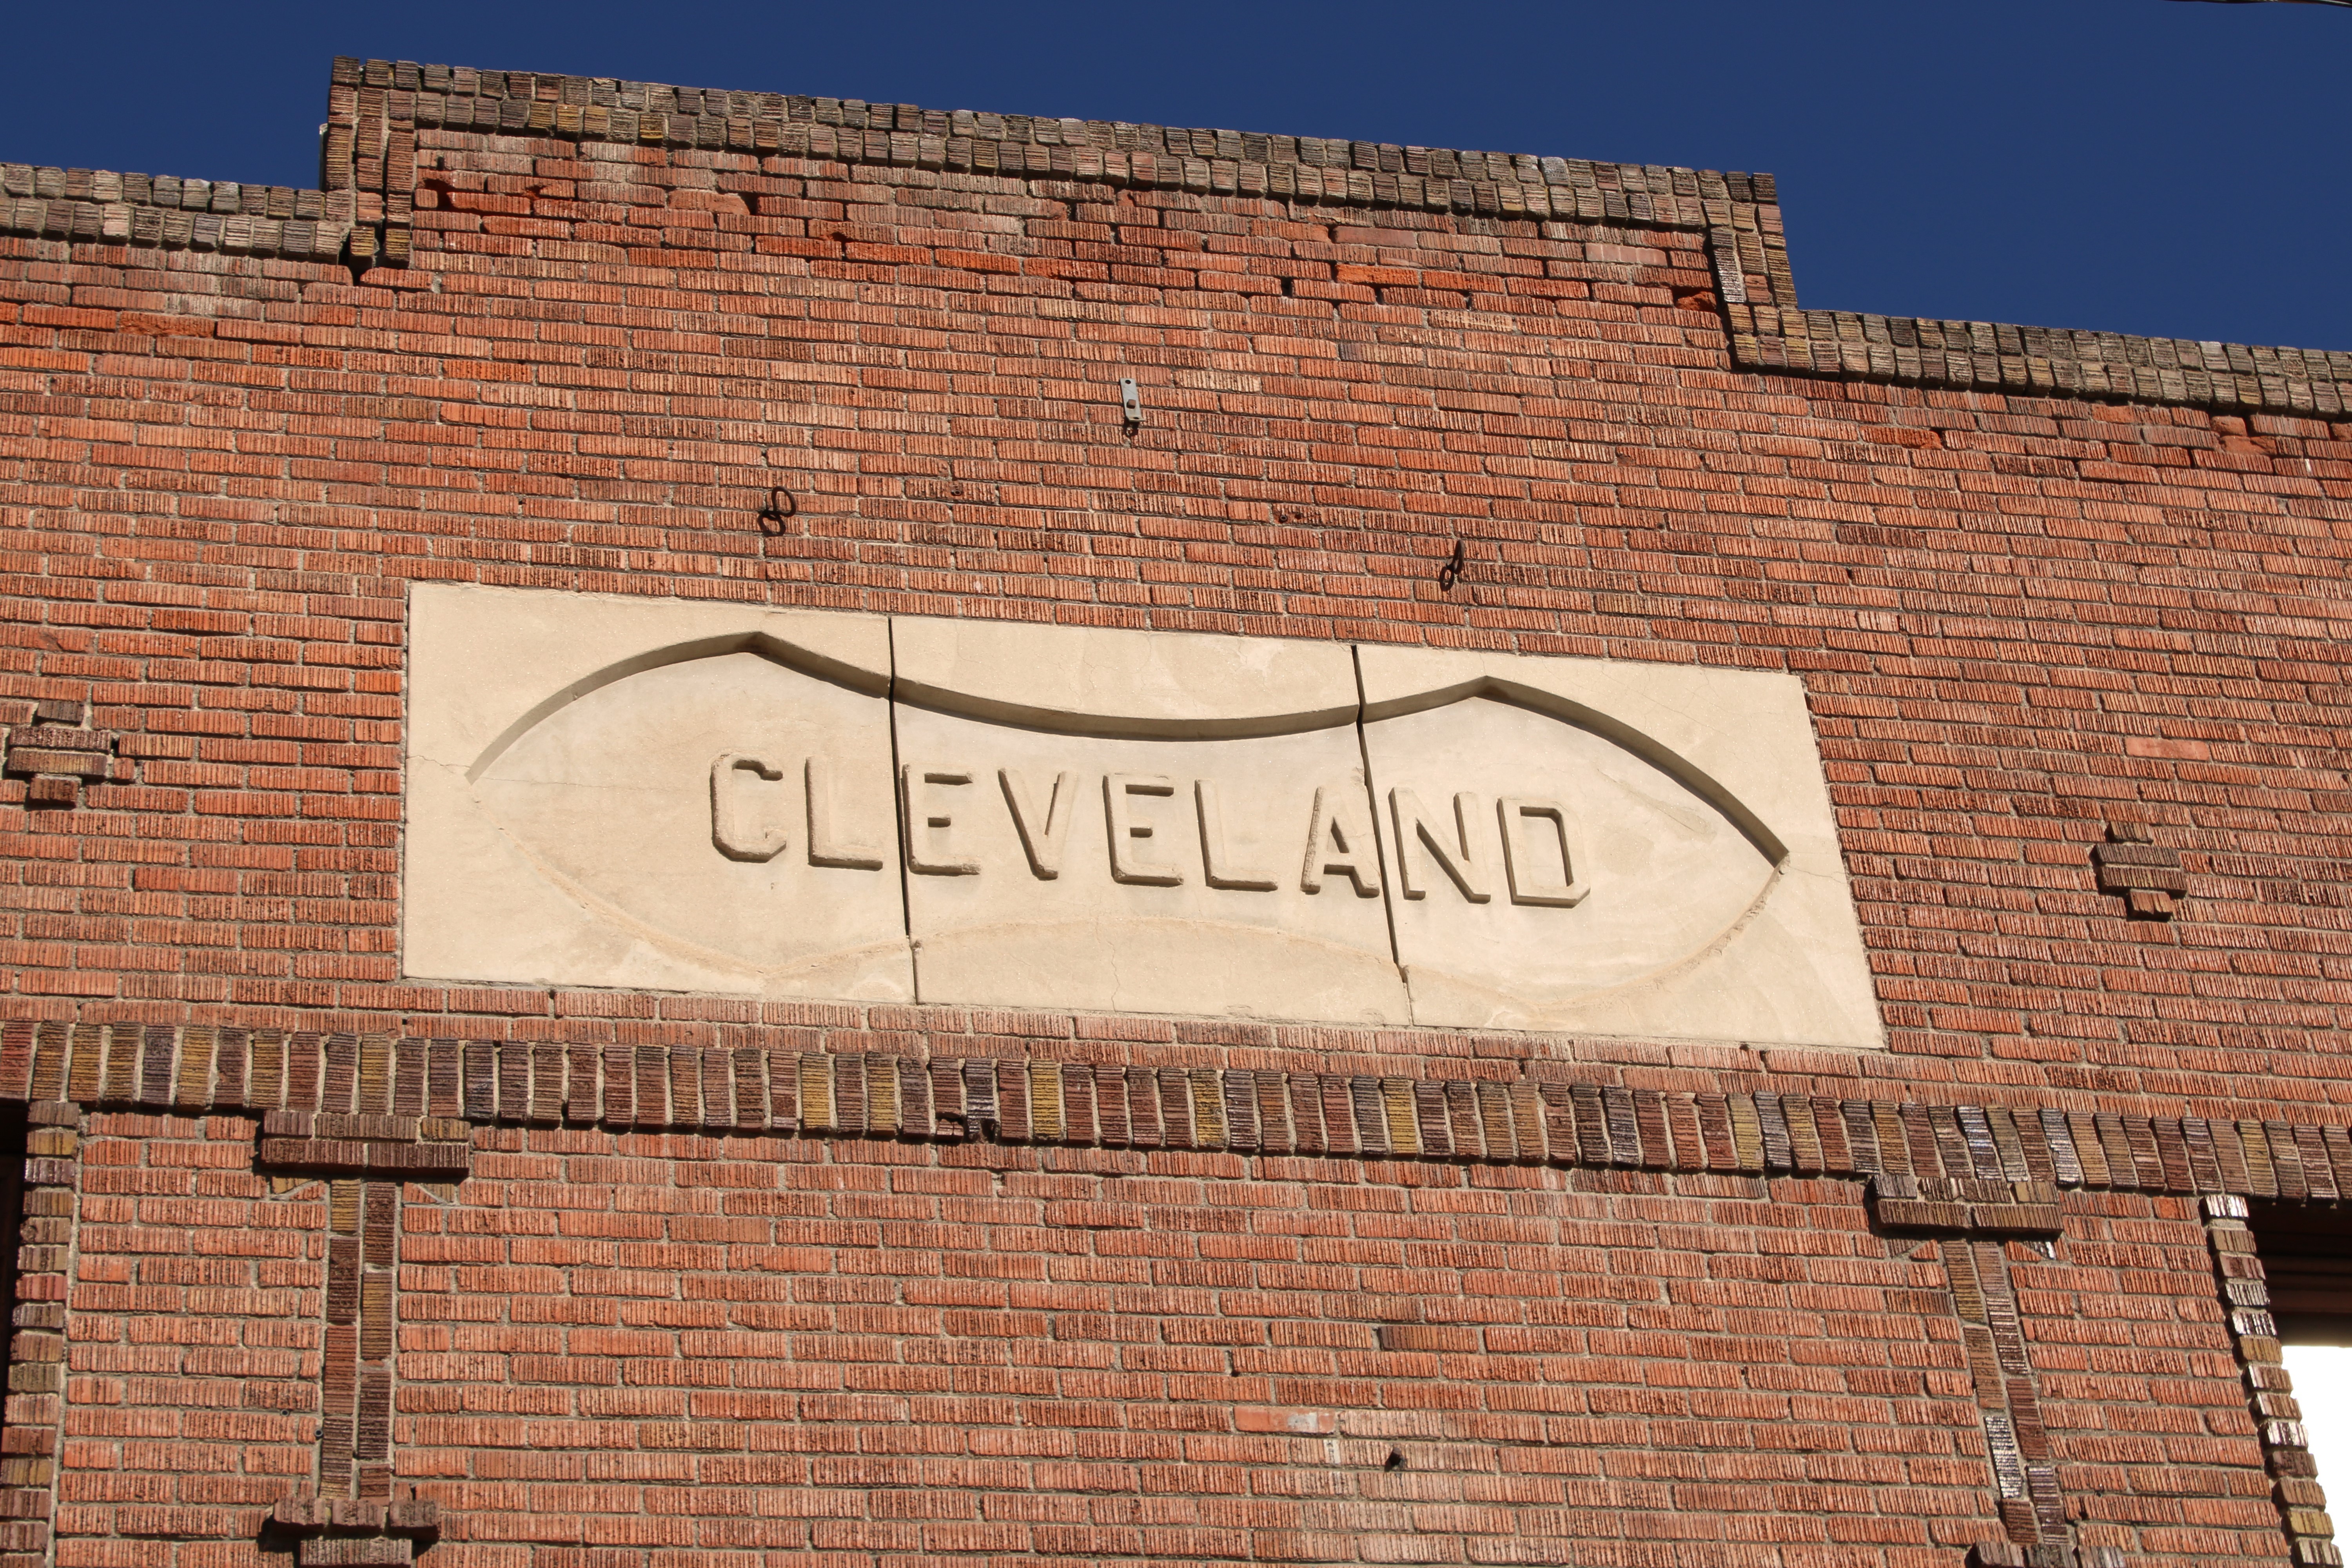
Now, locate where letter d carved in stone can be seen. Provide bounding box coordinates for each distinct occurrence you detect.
[710,753,789,862]
[1498,797,1587,907]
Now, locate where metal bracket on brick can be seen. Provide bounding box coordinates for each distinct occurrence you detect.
[2093,823,2187,920]
[0,698,119,809]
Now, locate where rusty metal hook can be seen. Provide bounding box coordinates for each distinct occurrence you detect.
[755,488,796,535]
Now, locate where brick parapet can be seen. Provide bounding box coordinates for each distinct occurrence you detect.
[10,53,2352,1567]
[1732,304,2349,418]
[0,165,357,265]
[6,56,2350,416]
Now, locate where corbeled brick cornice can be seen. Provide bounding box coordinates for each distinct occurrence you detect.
[3,56,2345,418]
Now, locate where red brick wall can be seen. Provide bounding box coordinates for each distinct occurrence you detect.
[4,57,2351,1568]
[64,1113,314,1553]
[54,1115,2286,1568]
[3,122,2348,1105]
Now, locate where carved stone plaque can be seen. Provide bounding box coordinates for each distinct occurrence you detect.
[406,585,1881,1047]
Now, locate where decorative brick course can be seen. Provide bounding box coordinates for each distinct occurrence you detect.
[2091,823,2187,921]
[1727,305,2348,417]
[1868,1175,2067,1238]
[249,1102,452,1561]
[0,699,120,811]
[7,1022,2352,1204]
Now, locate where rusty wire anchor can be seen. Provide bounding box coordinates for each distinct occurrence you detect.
[755,488,796,534]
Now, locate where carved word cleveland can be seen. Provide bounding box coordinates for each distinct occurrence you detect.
[710,756,1588,908]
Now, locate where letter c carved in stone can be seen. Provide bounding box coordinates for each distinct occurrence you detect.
[710,753,789,862]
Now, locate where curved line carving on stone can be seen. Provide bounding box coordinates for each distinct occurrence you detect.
[888,673,1359,740]
[411,586,1879,1046]
[1361,673,1788,866]
[464,634,1787,871]
[463,630,891,783]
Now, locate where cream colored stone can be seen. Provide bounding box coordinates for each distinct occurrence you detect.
[406,588,1878,1048]
[888,614,1402,1020]
[405,585,911,1000]
[1356,645,1881,1049]
[891,614,1359,736]
[895,706,1408,1023]
[410,584,891,780]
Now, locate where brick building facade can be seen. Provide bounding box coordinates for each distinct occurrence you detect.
[2,53,2352,1568]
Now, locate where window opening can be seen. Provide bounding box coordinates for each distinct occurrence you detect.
[2253,1203,2352,1511]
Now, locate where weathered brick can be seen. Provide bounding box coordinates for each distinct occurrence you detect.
[0,49,2346,1568]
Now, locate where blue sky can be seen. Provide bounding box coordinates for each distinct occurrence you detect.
[7,0,2344,352]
